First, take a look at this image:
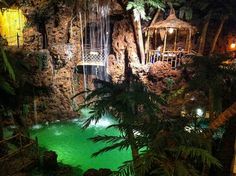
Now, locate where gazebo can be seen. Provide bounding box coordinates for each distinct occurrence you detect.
[145,10,196,69]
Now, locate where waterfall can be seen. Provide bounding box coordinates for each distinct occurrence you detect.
[32,98,43,129]
[79,0,111,93]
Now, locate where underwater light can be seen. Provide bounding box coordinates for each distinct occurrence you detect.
[196,108,204,117]
[90,118,113,128]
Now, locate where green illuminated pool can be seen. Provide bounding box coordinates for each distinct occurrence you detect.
[30,117,131,174]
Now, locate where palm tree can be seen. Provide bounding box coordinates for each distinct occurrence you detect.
[117,0,165,64]
[209,101,236,130]
[74,77,163,174]
[0,40,16,141]
[74,77,222,175]
[130,120,222,176]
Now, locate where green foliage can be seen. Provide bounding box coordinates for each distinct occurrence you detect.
[0,44,15,95]
[0,76,15,95]
[113,120,222,176]
[0,46,15,80]
[114,160,135,176]
[75,77,221,175]
[179,5,192,20]
[175,146,221,168]
[127,0,165,21]
[186,54,236,114]
[78,79,164,128]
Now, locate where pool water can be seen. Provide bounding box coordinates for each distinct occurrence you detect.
[30,118,131,173]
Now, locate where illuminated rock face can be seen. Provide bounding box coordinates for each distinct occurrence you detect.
[147,61,181,94]
[0,9,26,46]
[19,2,80,123]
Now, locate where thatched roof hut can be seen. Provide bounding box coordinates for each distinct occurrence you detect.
[148,13,196,31]
[145,10,196,68]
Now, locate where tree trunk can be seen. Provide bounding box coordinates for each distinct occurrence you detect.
[149,9,161,27]
[127,128,140,176]
[116,0,144,64]
[198,12,211,55]
[132,14,146,64]
[209,16,228,55]
[209,101,236,130]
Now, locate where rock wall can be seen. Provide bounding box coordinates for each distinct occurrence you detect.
[109,19,140,82]
[20,1,81,123]
[18,0,192,122]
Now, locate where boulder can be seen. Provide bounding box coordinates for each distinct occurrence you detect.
[43,151,58,170]
[83,169,99,176]
[98,168,113,176]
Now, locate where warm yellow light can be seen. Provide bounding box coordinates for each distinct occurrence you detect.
[0,8,26,46]
[230,42,236,49]
[168,28,174,34]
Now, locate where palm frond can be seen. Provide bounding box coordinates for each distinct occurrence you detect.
[91,140,130,157]
[114,160,135,176]
[1,46,15,80]
[175,146,222,168]
[0,76,15,95]
[89,135,124,143]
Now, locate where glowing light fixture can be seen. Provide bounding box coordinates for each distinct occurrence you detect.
[230,41,236,49]
[89,51,99,55]
[196,108,204,117]
[168,28,174,34]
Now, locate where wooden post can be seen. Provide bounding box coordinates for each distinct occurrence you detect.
[144,30,150,64]
[188,29,192,53]
[154,29,157,50]
[174,29,177,51]
[163,28,167,59]
[17,33,20,48]
[185,29,188,52]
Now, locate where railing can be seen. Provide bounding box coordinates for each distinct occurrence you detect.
[78,46,108,66]
[0,133,39,175]
[146,50,195,69]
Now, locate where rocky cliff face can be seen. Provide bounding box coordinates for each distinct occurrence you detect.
[17,0,189,123]
[20,1,81,123]
[19,0,124,123]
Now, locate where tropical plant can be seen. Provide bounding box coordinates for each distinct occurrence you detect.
[115,119,222,176]
[185,54,236,118]
[116,0,165,64]
[75,77,222,175]
[74,77,163,174]
[210,101,236,130]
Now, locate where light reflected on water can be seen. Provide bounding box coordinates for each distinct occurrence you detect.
[30,117,131,174]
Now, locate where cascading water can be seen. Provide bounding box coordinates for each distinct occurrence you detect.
[79,0,110,92]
